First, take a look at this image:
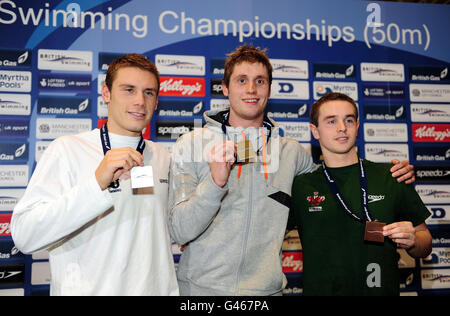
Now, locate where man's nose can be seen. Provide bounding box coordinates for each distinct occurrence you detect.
[246,81,256,93]
[134,91,145,105]
[337,120,347,132]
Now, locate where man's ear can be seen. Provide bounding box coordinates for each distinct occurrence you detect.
[101,84,111,104]
[222,80,229,97]
[310,123,320,140]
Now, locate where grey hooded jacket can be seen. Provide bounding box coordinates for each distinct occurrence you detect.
[169,110,316,295]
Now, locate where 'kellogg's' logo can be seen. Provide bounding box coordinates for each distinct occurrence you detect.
[0,213,12,236]
[413,124,450,142]
[159,77,205,97]
[282,251,303,273]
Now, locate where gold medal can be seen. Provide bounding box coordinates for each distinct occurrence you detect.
[236,140,256,163]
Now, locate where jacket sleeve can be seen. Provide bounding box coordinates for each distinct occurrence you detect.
[294,142,318,176]
[10,138,114,254]
[168,133,228,245]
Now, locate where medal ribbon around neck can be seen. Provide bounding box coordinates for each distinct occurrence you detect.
[321,158,373,223]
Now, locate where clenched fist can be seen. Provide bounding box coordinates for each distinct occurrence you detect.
[207,141,237,188]
[95,147,144,190]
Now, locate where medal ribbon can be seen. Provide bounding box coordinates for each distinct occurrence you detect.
[321,158,373,223]
[100,122,145,189]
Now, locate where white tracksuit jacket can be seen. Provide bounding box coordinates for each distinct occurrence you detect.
[11,129,179,296]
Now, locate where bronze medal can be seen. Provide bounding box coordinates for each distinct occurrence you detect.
[364,221,385,243]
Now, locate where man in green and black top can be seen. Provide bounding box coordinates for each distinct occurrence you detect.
[289,92,432,296]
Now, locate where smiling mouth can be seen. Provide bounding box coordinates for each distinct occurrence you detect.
[242,98,259,104]
[128,111,146,119]
[335,136,349,142]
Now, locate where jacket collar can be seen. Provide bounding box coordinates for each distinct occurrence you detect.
[208,110,275,141]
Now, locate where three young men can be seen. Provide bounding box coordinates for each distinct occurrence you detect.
[11,47,419,296]
[289,92,432,295]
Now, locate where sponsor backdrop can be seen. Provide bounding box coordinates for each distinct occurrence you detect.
[0,0,449,296]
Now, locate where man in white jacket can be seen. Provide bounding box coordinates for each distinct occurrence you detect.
[11,54,179,296]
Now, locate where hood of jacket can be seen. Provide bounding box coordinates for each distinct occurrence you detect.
[203,109,279,155]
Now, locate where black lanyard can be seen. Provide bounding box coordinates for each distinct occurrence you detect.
[100,122,145,189]
[321,158,373,223]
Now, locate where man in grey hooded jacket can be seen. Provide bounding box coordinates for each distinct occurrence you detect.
[168,45,414,296]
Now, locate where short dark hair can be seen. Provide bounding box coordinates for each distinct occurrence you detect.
[105,53,160,93]
[310,92,358,126]
[223,44,273,88]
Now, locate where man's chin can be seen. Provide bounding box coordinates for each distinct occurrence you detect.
[127,123,149,134]
[241,111,265,122]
